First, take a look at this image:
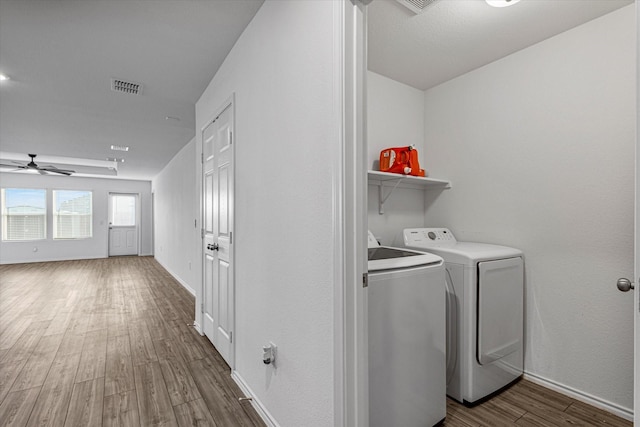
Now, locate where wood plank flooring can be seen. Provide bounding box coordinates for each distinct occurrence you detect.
[0,257,632,427]
[0,257,264,427]
[445,380,632,426]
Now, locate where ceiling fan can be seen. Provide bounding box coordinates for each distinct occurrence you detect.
[0,154,76,176]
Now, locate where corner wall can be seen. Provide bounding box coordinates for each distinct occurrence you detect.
[367,71,428,246]
[152,138,198,295]
[0,172,152,264]
[422,5,635,413]
[195,1,340,425]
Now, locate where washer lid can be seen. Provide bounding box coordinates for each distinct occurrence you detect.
[368,246,443,272]
[405,242,522,266]
[368,230,380,248]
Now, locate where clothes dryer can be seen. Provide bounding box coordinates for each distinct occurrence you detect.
[368,231,446,426]
[403,228,524,404]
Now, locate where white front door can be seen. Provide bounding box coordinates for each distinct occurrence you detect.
[202,99,234,367]
[108,193,138,256]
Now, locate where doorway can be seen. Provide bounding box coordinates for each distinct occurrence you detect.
[108,193,139,257]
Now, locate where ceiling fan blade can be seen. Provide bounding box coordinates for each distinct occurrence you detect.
[40,166,75,174]
[0,163,28,169]
[11,160,27,166]
[39,167,73,176]
[37,169,48,175]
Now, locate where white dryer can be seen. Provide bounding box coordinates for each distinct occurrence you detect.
[367,231,446,426]
[402,228,524,404]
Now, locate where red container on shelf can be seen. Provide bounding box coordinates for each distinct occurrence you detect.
[379,145,425,177]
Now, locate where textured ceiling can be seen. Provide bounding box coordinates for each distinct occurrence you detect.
[368,0,633,90]
[0,0,263,180]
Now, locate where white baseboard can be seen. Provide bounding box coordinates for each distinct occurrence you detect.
[231,371,280,427]
[154,257,196,296]
[523,372,633,421]
[0,254,104,265]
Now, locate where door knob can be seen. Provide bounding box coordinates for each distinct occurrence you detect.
[617,278,635,292]
[212,243,219,251]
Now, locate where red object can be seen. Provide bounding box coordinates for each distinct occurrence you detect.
[379,146,425,177]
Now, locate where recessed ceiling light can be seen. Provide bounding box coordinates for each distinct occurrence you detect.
[106,157,125,163]
[486,0,521,7]
[110,145,129,152]
[165,116,181,122]
[0,74,9,81]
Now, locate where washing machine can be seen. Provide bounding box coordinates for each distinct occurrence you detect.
[367,230,446,426]
[402,228,524,404]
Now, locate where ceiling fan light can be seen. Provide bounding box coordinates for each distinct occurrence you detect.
[486,0,521,7]
[0,73,9,81]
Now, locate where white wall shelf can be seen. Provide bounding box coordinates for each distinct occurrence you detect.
[368,170,451,214]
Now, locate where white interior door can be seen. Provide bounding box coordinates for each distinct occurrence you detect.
[634,154,639,422]
[202,100,234,367]
[108,193,138,256]
[635,1,639,422]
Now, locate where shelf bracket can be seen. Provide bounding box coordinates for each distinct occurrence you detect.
[378,178,403,215]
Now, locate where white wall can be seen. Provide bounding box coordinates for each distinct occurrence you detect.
[367,71,425,170]
[367,71,430,246]
[422,6,635,413]
[195,1,339,425]
[152,138,198,295]
[0,172,152,264]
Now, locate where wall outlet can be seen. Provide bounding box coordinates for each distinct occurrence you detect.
[263,342,277,365]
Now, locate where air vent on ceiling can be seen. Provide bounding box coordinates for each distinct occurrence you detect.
[395,0,438,14]
[111,78,142,95]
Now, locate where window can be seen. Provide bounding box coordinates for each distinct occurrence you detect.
[110,194,136,226]
[1,188,47,241]
[53,190,93,239]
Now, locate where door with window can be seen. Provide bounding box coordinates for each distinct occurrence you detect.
[202,100,234,367]
[108,193,138,256]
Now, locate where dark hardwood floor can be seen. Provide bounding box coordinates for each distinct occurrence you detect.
[0,257,265,427]
[445,380,632,426]
[0,257,632,426]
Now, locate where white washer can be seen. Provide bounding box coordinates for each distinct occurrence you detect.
[402,228,524,404]
[367,231,446,426]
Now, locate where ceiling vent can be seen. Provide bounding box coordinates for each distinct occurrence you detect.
[395,0,438,14]
[111,78,142,95]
